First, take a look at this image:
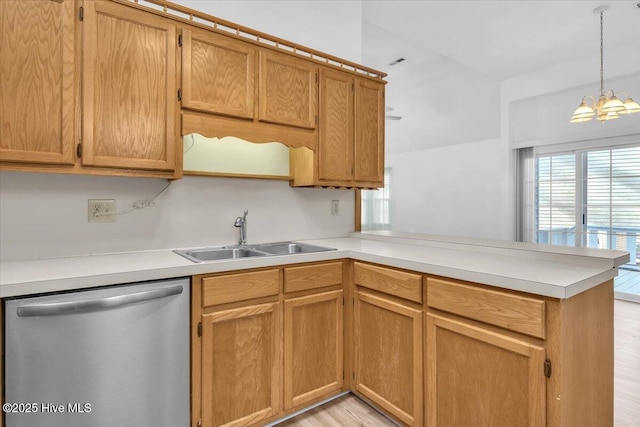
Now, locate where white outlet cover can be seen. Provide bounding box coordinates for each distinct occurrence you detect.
[88,199,116,223]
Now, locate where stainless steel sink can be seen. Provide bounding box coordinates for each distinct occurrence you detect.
[174,241,335,263]
[175,247,268,263]
[251,242,335,255]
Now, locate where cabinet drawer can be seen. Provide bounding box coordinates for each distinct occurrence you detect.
[353,262,422,303]
[284,261,343,293]
[202,269,280,307]
[427,277,545,339]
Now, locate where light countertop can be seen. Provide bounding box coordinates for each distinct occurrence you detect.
[0,232,629,299]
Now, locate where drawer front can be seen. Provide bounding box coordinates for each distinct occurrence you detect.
[284,261,343,293]
[202,269,280,307]
[427,277,545,338]
[353,262,422,303]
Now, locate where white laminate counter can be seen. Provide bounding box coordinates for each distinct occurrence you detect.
[0,232,629,299]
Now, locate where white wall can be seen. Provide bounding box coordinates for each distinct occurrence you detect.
[387,137,511,240]
[0,1,363,261]
[386,36,639,243]
[0,173,354,261]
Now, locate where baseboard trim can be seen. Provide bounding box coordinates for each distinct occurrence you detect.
[264,391,351,427]
[615,292,640,303]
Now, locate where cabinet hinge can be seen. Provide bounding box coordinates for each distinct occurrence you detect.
[197,322,202,337]
[76,143,82,159]
[178,34,183,47]
[177,88,182,101]
[78,6,84,22]
[544,359,552,378]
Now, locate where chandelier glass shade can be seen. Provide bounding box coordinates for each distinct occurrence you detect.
[570,5,640,124]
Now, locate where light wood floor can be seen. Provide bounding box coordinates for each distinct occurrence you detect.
[276,300,640,427]
[274,394,397,427]
[615,300,640,427]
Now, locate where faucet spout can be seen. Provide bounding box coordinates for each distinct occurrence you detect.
[233,209,248,245]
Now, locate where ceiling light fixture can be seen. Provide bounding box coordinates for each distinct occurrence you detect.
[570,5,640,123]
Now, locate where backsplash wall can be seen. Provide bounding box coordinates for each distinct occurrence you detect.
[0,172,355,261]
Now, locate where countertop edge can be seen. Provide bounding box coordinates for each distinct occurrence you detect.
[0,236,626,299]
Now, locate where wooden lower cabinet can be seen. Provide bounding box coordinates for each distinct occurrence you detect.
[192,263,612,427]
[353,290,423,426]
[283,290,343,410]
[425,313,546,427]
[201,302,281,427]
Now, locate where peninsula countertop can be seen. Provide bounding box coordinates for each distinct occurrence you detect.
[0,232,629,299]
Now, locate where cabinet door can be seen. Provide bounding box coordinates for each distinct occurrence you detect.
[354,291,422,426]
[181,28,255,119]
[258,50,316,129]
[82,1,176,171]
[0,0,75,165]
[284,290,343,410]
[426,313,546,427]
[354,78,384,184]
[318,69,353,182]
[201,302,281,427]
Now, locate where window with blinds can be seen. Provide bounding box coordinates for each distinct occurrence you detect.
[361,167,391,231]
[535,154,576,245]
[584,147,640,254]
[534,145,639,280]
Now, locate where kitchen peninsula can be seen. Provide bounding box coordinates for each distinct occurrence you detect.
[1,232,628,427]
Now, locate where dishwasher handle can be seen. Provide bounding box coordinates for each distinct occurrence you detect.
[16,284,184,317]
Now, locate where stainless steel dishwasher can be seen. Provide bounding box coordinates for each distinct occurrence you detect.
[4,277,190,427]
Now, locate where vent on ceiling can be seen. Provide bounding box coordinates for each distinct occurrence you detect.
[389,57,406,66]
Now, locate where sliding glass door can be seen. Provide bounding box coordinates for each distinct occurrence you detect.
[534,145,640,301]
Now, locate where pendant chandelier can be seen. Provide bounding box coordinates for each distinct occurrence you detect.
[570,5,640,123]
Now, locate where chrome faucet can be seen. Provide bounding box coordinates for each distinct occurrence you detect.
[233,209,248,245]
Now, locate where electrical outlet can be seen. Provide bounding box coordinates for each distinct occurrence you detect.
[88,199,116,223]
[331,200,340,216]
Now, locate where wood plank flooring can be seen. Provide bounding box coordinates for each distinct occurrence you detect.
[276,301,640,427]
[615,300,640,427]
[615,269,640,298]
[274,394,397,427]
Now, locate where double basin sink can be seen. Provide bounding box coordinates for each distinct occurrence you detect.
[174,241,336,263]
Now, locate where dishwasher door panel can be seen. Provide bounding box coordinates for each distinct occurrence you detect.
[4,278,190,427]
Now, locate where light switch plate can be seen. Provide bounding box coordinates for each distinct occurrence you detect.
[88,199,116,223]
[331,200,340,216]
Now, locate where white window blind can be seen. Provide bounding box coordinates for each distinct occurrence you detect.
[534,145,639,262]
[361,168,391,231]
[535,154,576,245]
[583,147,640,252]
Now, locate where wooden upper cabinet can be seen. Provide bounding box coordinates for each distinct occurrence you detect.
[0,0,75,165]
[181,28,255,119]
[354,78,384,183]
[258,50,317,129]
[81,1,177,171]
[318,69,354,182]
[290,70,385,188]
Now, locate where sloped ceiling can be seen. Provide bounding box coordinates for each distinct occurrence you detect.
[361,1,640,153]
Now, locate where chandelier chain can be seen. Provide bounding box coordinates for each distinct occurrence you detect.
[599,10,604,96]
